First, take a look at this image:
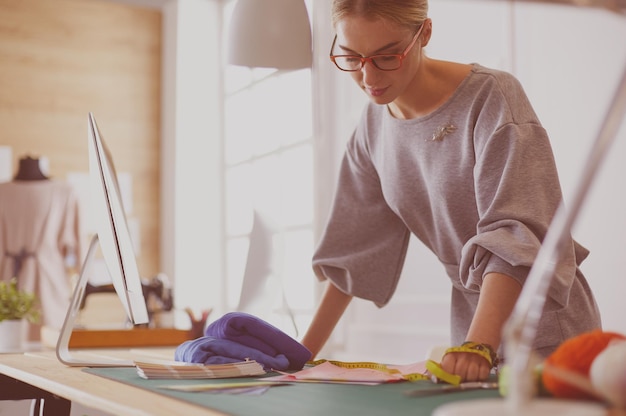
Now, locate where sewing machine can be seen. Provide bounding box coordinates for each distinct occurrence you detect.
[80,273,174,327]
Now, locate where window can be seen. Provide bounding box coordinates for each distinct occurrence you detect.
[222,2,316,337]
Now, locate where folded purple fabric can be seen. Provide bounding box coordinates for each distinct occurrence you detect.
[175,312,311,371]
[174,336,292,371]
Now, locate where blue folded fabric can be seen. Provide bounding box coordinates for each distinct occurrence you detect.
[175,312,311,371]
[175,336,293,370]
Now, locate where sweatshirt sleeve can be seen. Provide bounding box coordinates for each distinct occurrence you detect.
[459,113,588,310]
[312,133,410,307]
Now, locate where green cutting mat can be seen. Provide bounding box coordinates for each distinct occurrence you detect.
[84,367,501,416]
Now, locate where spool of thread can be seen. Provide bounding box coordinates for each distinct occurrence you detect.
[589,340,626,409]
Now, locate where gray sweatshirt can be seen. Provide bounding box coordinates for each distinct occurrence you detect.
[313,64,601,357]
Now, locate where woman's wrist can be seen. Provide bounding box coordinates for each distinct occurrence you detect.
[444,341,499,369]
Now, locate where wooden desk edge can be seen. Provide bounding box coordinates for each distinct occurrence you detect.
[0,352,227,416]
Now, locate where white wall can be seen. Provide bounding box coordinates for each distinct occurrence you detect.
[161,0,225,322]
[155,0,625,362]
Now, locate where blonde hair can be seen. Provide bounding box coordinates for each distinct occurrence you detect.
[331,0,428,31]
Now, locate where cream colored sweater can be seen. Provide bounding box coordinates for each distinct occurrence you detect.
[313,64,601,357]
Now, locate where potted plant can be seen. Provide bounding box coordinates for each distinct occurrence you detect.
[0,278,40,351]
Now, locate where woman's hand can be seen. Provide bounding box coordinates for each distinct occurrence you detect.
[440,272,522,381]
[440,350,492,382]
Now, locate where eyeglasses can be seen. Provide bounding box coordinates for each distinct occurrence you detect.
[330,23,425,72]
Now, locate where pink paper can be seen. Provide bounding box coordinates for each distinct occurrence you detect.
[264,360,428,385]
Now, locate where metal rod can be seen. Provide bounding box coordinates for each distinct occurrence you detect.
[503,61,626,409]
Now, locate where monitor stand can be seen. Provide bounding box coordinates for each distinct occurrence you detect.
[56,235,135,367]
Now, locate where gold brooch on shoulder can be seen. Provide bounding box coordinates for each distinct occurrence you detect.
[429,124,457,141]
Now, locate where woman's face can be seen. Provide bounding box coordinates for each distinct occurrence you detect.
[333,16,424,105]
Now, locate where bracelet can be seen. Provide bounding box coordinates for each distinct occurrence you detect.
[444,342,499,369]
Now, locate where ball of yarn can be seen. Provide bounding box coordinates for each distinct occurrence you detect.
[542,330,626,399]
[590,340,626,409]
[498,363,549,398]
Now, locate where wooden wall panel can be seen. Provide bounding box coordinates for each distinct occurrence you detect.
[0,0,161,277]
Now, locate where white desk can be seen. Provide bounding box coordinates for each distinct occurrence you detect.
[0,349,225,416]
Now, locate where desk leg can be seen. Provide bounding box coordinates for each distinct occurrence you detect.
[0,373,71,416]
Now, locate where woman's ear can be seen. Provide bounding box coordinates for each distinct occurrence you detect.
[420,18,433,48]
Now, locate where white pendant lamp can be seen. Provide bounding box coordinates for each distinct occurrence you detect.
[227,0,312,70]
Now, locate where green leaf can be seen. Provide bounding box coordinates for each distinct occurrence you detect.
[0,278,40,323]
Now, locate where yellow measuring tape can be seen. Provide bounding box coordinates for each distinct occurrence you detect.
[307,359,429,382]
[424,360,462,386]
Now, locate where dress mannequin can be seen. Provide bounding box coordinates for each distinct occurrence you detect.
[13,156,49,181]
[1,157,82,341]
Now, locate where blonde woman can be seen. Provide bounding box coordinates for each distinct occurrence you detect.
[301,0,601,382]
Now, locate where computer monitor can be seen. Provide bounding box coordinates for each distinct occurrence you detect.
[236,210,298,337]
[56,112,149,367]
